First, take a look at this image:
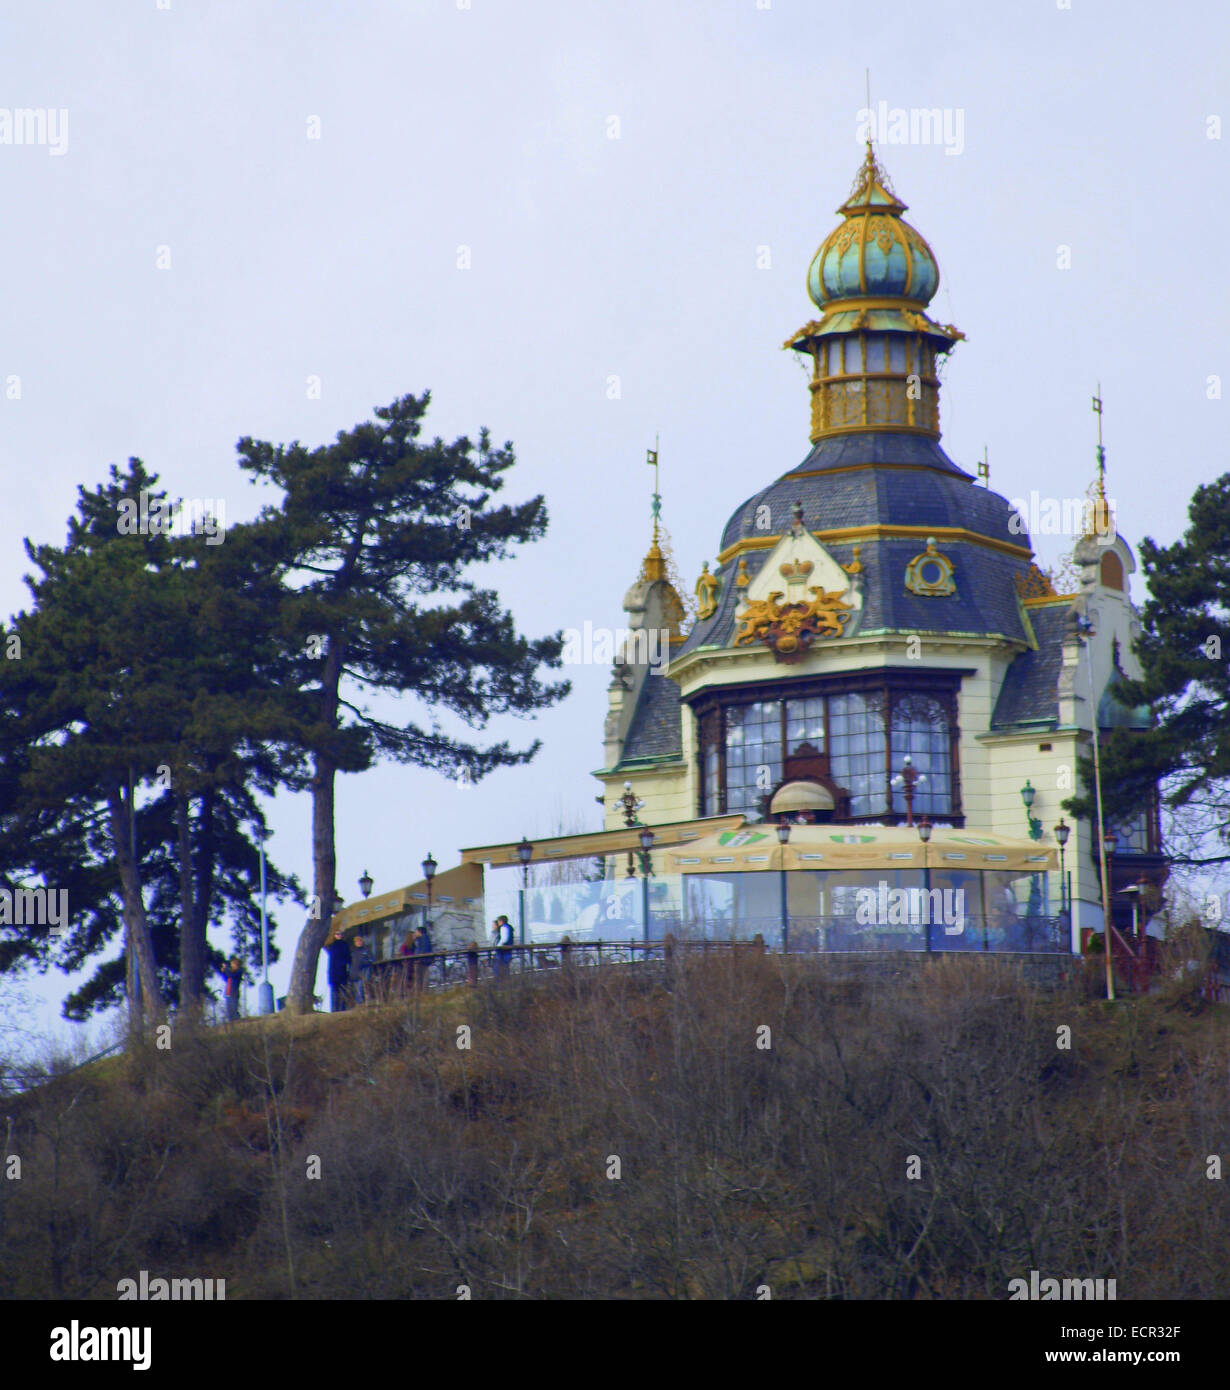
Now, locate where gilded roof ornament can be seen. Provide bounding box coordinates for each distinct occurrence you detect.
[904,537,957,597]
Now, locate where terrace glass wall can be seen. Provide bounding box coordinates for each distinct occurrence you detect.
[482,868,1067,954]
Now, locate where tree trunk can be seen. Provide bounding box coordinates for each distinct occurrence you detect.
[284,750,337,1013]
[107,783,166,1020]
[285,641,343,1014]
[175,790,207,1018]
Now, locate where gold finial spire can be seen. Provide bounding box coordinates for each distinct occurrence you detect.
[641,436,666,581]
[1084,386,1112,538]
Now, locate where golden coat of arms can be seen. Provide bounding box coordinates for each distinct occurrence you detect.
[733,586,854,663]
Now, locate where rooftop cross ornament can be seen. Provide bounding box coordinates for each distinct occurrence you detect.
[647,437,661,540]
[1087,385,1111,540]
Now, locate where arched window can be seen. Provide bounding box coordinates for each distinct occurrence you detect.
[1100,552,1124,590]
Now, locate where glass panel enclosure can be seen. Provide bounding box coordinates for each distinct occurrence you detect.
[478,869,1064,955]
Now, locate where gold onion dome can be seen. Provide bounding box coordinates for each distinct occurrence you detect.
[807,143,940,309]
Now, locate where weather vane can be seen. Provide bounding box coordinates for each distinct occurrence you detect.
[647,435,661,534]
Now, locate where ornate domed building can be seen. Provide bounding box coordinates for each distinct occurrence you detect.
[595,145,1163,951]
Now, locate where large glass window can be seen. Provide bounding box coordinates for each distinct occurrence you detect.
[1110,810,1149,853]
[828,692,888,816]
[724,700,782,817]
[890,694,952,816]
[697,683,958,822]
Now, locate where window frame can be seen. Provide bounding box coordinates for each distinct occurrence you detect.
[691,668,968,824]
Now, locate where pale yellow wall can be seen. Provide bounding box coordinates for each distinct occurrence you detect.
[594,537,1144,950]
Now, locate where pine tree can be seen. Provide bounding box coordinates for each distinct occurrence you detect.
[0,462,300,1023]
[236,392,568,1014]
[1064,474,1230,868]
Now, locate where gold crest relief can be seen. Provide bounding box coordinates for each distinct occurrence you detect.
[734,586,855,663]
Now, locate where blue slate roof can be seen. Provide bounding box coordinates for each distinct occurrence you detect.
[718,434,1021,553]
[990,604,1073,729]
[616,668,684,766]
[678,433,1035,661]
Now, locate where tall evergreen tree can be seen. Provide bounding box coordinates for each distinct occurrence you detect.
[0,462,300,1023]
[237,392,568,1014]
[1064,475,1230,869]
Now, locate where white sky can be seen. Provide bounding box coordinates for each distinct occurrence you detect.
[2,0,1226,1039]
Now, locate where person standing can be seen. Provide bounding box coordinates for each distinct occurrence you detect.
[397,931,416,997]
[351,935,374,1005]
[220,956,244,1021]
[325,935,352,1013]
[412,922,433,993]
[492,915,514,978]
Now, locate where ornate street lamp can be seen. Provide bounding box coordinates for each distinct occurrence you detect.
[1054,819,1070,913]
[638,827,655,943]
[421,852,437,930]
[1118,878,1150,944]
[776,820,791,952]
[891,755,927,827]
[615,780,645,879]
[516,836,533,947]
[917,817,933,951]
[1020,780,1043,841]
[359,869,374,900]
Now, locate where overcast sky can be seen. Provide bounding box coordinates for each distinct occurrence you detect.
[2,0,1225,1039]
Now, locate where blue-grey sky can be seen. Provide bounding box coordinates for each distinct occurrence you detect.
[2,0,1225,1037]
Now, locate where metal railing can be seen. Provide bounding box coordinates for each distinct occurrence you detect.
[331,915,1071,1002]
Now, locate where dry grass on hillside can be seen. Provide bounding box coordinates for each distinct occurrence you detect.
[1,952,1227,1299]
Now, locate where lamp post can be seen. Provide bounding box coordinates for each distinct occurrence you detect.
[421,853,436,931]
[615,780,645,878]
[1101,826,1117,988]
[1054,819,1070,915]
[516,836,533,947]
[1119,878,1148,945]
[359,869,373,900]
[257,831,274,1015]
[917,816,933,952]
[1020,780,1043,841]
[1076,610,1116,1003]
[891,755,927,827]
[776,821,791,953]
[638,827,654,943]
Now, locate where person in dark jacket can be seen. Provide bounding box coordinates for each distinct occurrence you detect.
[325,935,352,1012]
[492,915,514,978]
[411,923,433,993]
[351,934,374,1005]
[220,956,244,1021]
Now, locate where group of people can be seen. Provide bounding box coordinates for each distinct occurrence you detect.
[216,914,523,1021]
[327,914,518,1008]
[326,931,379,1011]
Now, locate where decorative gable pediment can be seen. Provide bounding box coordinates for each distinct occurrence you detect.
[733,518,863,663]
